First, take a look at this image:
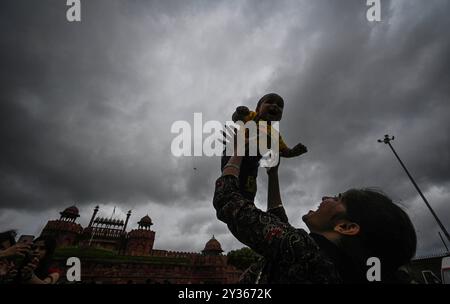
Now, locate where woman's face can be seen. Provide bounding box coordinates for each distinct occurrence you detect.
[302,195,347,233]
[34,240,47,260]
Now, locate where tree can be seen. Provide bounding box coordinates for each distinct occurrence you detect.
[227,247,261,271]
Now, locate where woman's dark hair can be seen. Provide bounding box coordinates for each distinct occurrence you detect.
[0,230,17,249]
[33,235,57,279]
[340,188,417,282]
[256,93,284,112]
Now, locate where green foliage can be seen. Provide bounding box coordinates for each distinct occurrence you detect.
[227,247,261,271]
[54,247,190,265]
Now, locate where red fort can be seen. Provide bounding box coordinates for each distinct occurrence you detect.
[40,205,242,284]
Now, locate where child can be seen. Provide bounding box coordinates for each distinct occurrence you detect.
[221,93,307,202]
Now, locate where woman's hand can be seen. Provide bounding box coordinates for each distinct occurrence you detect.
[1,262,18,283]
[222,124,254,156]
[21,256,39,283]
[0,260,15,276]
[46,272,60,284]
[221,125,245,177]
[37,271,60,284]
[0,243,30,258]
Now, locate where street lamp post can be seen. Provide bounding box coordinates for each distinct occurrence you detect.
[378,134,450,244]
[438,232,449,253]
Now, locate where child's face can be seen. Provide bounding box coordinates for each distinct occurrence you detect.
[258,98,284,121]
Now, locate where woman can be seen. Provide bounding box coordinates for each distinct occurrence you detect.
[214,128,416,283]
[0,230,19,283]
[23,236,60,284]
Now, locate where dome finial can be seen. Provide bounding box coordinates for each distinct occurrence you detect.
[138,214,153,228]
[202,235,223,255]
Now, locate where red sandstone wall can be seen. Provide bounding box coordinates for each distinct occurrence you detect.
[125,229,155,256]
[41,220,83,247]
[52,258,242,284]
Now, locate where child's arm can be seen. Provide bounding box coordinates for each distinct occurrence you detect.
[280,142,308,158]
[232,106,251,122]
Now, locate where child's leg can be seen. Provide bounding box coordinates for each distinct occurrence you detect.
[240,156,259,202]
[221,154,260,202]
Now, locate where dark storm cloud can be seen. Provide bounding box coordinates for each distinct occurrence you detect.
[0,0,448,255]
[0,0,210,210]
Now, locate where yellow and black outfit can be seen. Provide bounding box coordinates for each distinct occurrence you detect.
[221,110,288,202]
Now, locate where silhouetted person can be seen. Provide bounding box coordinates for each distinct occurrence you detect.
[216,154,417,283]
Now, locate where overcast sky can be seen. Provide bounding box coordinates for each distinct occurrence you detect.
[0,0,449,257]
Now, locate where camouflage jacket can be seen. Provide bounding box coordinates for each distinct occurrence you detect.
[213,175,342,284]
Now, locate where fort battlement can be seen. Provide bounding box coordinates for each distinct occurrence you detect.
[43,220,83,233]
[40,205,239,283]
[150,249,202,258]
